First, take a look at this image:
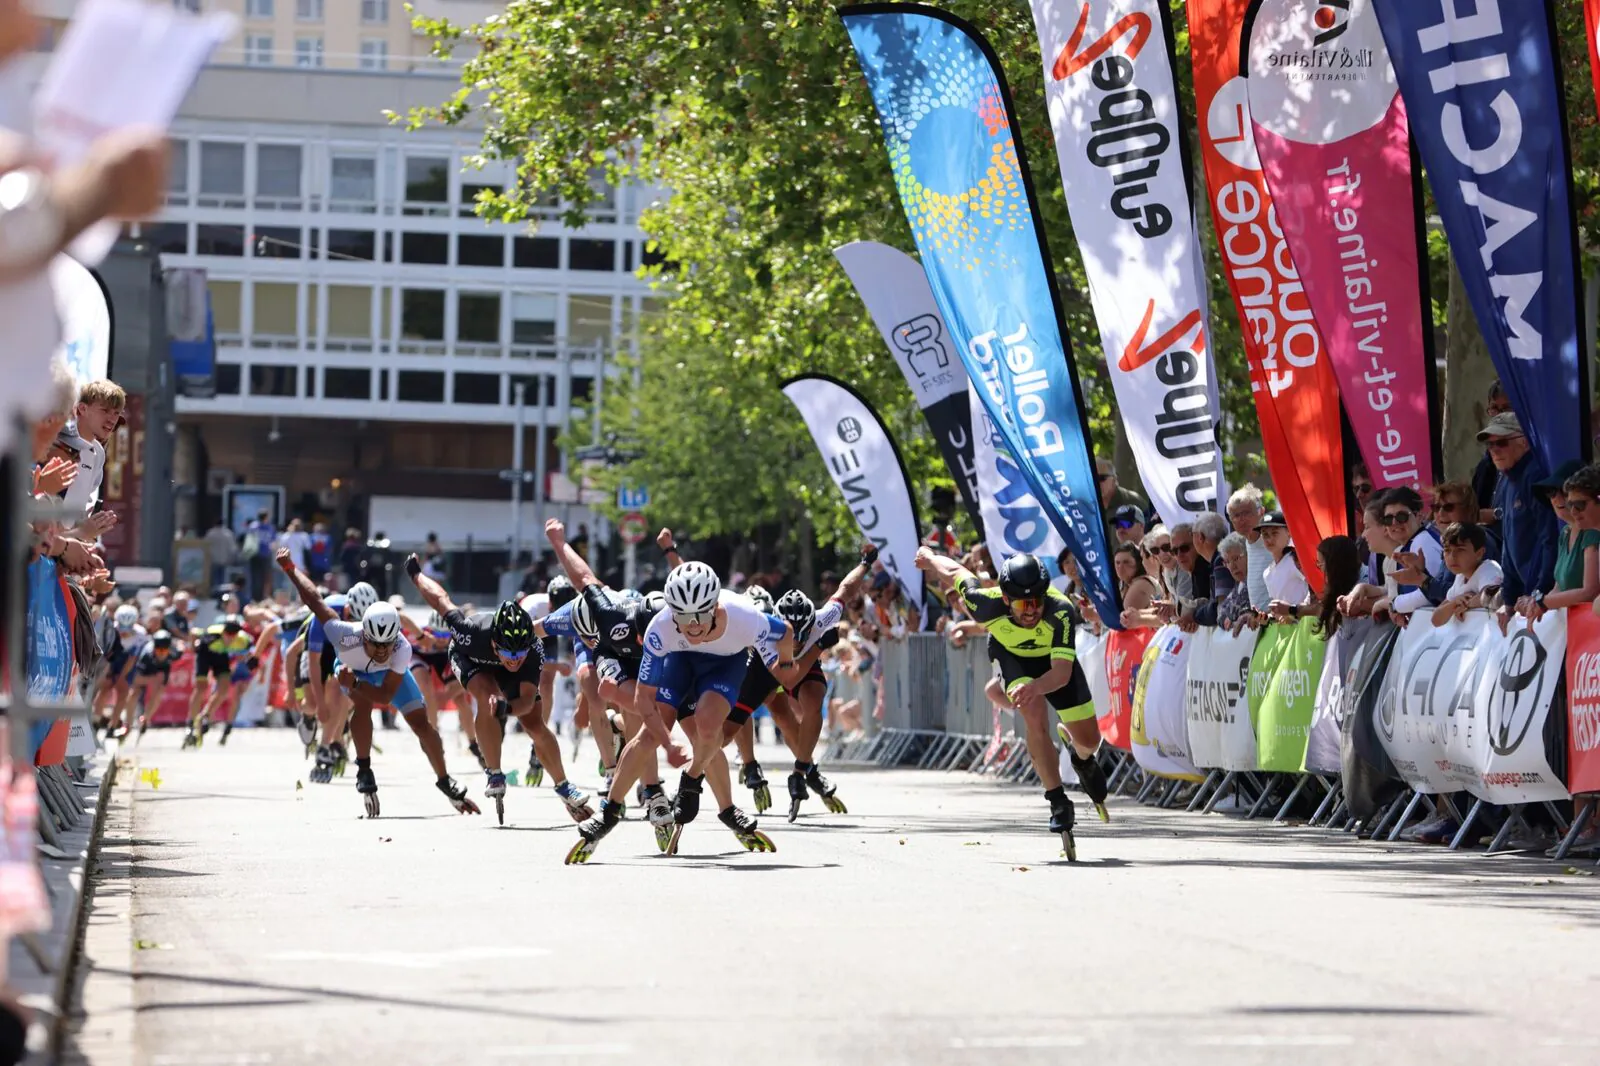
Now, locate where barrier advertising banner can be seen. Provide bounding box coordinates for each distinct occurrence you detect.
[969,382,1069,573]
[1076,625,1113,732]
[1102,626,1152,751]
[1567,606,1600,794]
[1246,0,1436,492]
[1184,626,1260,772]
[1337,619,1405,821]
[835,241,983,531]
[1249,617,1326,772]
[1188,0,1344,587]
[1027,0,1227,523]
[782,374,923,606]
[842,4,1121,625]
[1305,617,1369,776]
[1130,625,1203,780]
[1375,0,1587,472]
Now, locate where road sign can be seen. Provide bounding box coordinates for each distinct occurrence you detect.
[617,484,650,510]
[619,511,647,546]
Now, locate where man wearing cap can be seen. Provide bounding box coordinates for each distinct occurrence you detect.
[1111,504,1146,548]
[1481,411,1555,628]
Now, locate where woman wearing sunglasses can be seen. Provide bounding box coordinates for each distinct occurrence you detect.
[1521,461,1599,621]
[916,546,1109,861]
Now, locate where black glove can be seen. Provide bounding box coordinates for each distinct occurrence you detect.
[860,543,879,568]
[404,554,422,580]
[246,655,260,672]
[817,628,842,651]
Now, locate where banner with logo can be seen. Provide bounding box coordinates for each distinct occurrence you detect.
[1130,625,1204,779]
[1076,626,1112,728]
[1101,625,1152,750]
[1188,0,1345,588]
[1027,0,1227,523]
[1305,616,1362,776]
[781,374,923,606]
[1247,0,1437,493]
[1248,617,1326,772]
[1184,625,1260,771]
[1375,1,1587,472]
[1337,618,1404,820]
[842,5,1120,626]
[970,382,1069,575]
[26,557,74,704]
[165,267,217,399]
[51,255,112,385]
[835,241,983,532]
[1565,606,1600,794]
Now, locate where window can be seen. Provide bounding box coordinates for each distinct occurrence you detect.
[454,373,500,405]
[623,242,634,273]
[511,293,557,348]
[326,286,373,339]
[510,375,555,406]
[571,376,594,403]
[359,39,387,70]
[173,0,200,12]
[256,144,302,203]
[167,139,188,198]
[209,281,242,335]
[296,0,323,19]
[252,283,300,338]
[397,371,444,403]
[326,229,376,262]
[323,368,371,400]
[586,166,616,222]
[198,141,245,199]
[567,293,612,346]
[460,182,499,218]
[569,239,616,272]
[400,232,448,265]
[246,0,274,17]
[403,156,449,209]
[196,224,245,256]
[251,226,301,259]
[215,364,242,396]
[361,0,388,22]
[329,155,377,207]
[244,35,273,65]
[400,290,445,341]
[250,366,300,397]
[456,234,504,268]
[513,237,559,270]
[140,222,189,255]
[457,293,500,344]
[294,36,324,68]
[378,369,390,400]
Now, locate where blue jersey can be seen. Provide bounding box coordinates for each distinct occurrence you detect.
[305,595,348,654]
[542,601,580,642]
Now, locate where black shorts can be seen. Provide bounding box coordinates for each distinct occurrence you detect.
[728,654,825,725]
[318,645,337,683]
[412,648,452,682]
[539,635,559,662]
[595,654,640,687]
[196,645,232,679]
[986,636,1092,714]
[450,648,543,704]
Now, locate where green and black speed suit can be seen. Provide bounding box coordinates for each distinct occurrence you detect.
[954,574,1094,724]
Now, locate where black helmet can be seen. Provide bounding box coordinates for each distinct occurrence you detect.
[152,629,174,649]
[775,590,816,647]
[546,575,577,611]
[491,600,535,653]
[998,554,1050,601]
[222,614,244,633]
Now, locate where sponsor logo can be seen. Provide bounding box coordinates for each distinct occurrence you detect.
[1186,653,1250,724]
[835,416,863,445]
[891,314,954,386]
[1313,0,1351,44]
[1573,701,1600,754]
[608,622,632,643]
[646,632,664,653]
[1487,627,1549,756]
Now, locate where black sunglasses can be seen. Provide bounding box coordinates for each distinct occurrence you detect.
[1174,543,1195,555]
[1379,511,1413,526]
[1114,517,1139,529]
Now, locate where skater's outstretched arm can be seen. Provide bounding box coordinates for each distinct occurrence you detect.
[545,518,603,591]
[251,618,281,661]
[832,543,879,607]
[656,527,684,569]
[277,550,339,624]
[404,554,459,616]
[914,545,973,590]
[285,633,305,691]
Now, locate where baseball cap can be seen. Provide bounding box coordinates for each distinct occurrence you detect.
[1476,411,1523,441]
[1258,510,1288,529]
[1112,504,1145,527]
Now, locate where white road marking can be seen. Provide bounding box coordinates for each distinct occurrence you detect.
[266,945,549,970]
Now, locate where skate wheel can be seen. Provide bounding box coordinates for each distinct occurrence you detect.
[1061,831,1077,863]
[742,830,776,853]
[363,793,380,819]
[568,804,594,824]
[654,825,673,853]
[495,797,505,825]
[666,823,685,856]
[1094,802,1110,824]
[824,795,848,815]
[788,800,802,824]
[564,838,595,865]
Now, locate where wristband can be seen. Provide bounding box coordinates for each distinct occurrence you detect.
[861,544,879,567]
[404,555,422,579]
[665,542,678,555]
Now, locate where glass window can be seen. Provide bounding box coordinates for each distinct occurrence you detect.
[326,286,373,338]
[404,157,450,205]
[198,142,244,196]
[252,226,300,259]
[460,182,499,218]
[587,165,616,220]
[566,293,612,347]
[326,229,376,262]
[214,364,242,395]
[571,376,594,402]
[253,283,299,336]
[454,373,501,405]
[323,368,371,400]
[513,237,559,270]
[329,155,376,204]
[244,35,273,65]
[140,222,188,255]
[296,0,323,19]
[400,290,445,341]
[294,36,324,68]
[246,0,274,17]
[510,375,555,406]
[167,139,188,195]
[457,293,500,344]
[209,280,242,334]
[400,232,448,265]
[397,371,444,403]
[256,145,301,199]
[569,239,615,272]
[359,39,387,70]
[250,366,300,397]
[457,234,504,268]
[361,0,388,22]
[511,293,558,347]
[196,224,245,256]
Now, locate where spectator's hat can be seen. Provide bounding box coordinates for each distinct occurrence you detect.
[871,569,893,591]
[1112,504,1145,528]
[1096,456,1115,479]
[1258,510,1289,530]
[1534,459,1585,499]
[1475,411,1523,441]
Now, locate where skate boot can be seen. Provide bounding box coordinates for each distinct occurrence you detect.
[804,763,847,814]
[564,799,624,864]
[666,773,705,856]
[310,745,333,784]
[356,763,380,818]
[720,806,777,853]
[468,740,487,772]
[1047,785,1078,862]
[181,726,199,751]
[555,781,594,823]
[437,775,481,815]
[741,762,772,814]
[136,716,149,745]
[329,741,348,778]
[485,771,508,824]
[1060,728,1110,823]
[598,720,625,778]
[297,713,318,754]
[643,784,674,852]
[220,721,234,746]
[527,749,545,788]
[786,769,809,823]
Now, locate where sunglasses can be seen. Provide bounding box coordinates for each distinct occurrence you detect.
[1114,518,1139,529]
[1006,596,1044,612]
[672,610,714,628]
[1484,436,1524,451]
[494,646,530,664]
[1173,543,1194,555]
[1379,511,1413,526]
[1153,544,1173,556]
[1352,483,1374,496]
[1570,497,1593,513]
[1096,474,1112,484]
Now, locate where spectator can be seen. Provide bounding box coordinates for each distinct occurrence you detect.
[1097,456,1148,546]
[1259,510,1310,621]
[339,527,364,585]
[1374,488,1444,623]
[1431,480,1499,562]
[1111,504,1146,547]
[1430,523,1503,627]
[242,509,276,602]
[361,532,393,599]
[1113,544,1162,629]
[204,518,237,589]
[1184,513,1235,628]
[277,517,311,576]
[1472,381,1512,527]
[308,521,333,583]
[1350,463,1375,513]
[869,569,920,637]
[571,522,591,560]
[1168,522,1198,607]
[1051,547,1076,595]
[1211,533,1255,631]
[1226,484,1272,612]
[423,531,447,580]
[1482,412,1556,630]
[1313,536,1363,639]
[1527,462,1600,619]
[54,378,124,519]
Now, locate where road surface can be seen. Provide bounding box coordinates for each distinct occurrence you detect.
[67,727,1600,1065]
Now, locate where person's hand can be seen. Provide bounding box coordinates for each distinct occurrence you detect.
[1371,597,1393,622]
[32,456,76,497]
[1394,611,1411,628]
[914,546,936,570]
[546,517,567,543]
[654,526,673,551]
[1496,604,1513,634]
[1268,600,1296,622]
[948,628,966,648]
[275,547,296,573]
[57,537,102,573]
[1011,680,1039,706]
[79,509,118,539]
[860,541,879,568]
[80,569,114,597]
[1178,614,1199,633]
[336,666,355,690]
[1156,601,1178,623]
[664,743,690,769]
[82,127,170,220]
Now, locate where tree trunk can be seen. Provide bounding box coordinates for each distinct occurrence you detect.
[796,509,815,595]
[1442,252,1497,483]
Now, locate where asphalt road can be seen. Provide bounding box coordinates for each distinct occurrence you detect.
[76,726,1600,1066]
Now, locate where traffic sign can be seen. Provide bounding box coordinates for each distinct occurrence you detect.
[619,511,647,545]
[617,484,650,510]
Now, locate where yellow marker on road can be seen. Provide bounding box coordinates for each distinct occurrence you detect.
[138,768,163,790]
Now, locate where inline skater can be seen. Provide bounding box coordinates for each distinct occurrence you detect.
[110,629,175,740]
[304,583,376,782]
[406,610,481,766]
[405,554,592,826]
[565,558,792,864]
[915,547,1109,861]
[94,604,146,733]
[278,550,479,817]
[184,614,257,749]
[519,575,578,786]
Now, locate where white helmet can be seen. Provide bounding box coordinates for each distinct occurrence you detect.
[114,604,139,630]
[745,585,775,615]
[427,610,444,631]
[663,561,720,624]
[361,602,402,645]
[346,582,379,620]
[572,593,601,645]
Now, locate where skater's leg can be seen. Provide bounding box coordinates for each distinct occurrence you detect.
[734,719,757,765]
[468,676,507,771]
[704,746,735,811]
[348,699,375,760]
[402,707,450,778]
[539,665,557,726]
[791,682,827,763]
[1014,694,1063,791]
[1060,716,1102,761]
[686,692,734,778]
[515,697,575,785]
